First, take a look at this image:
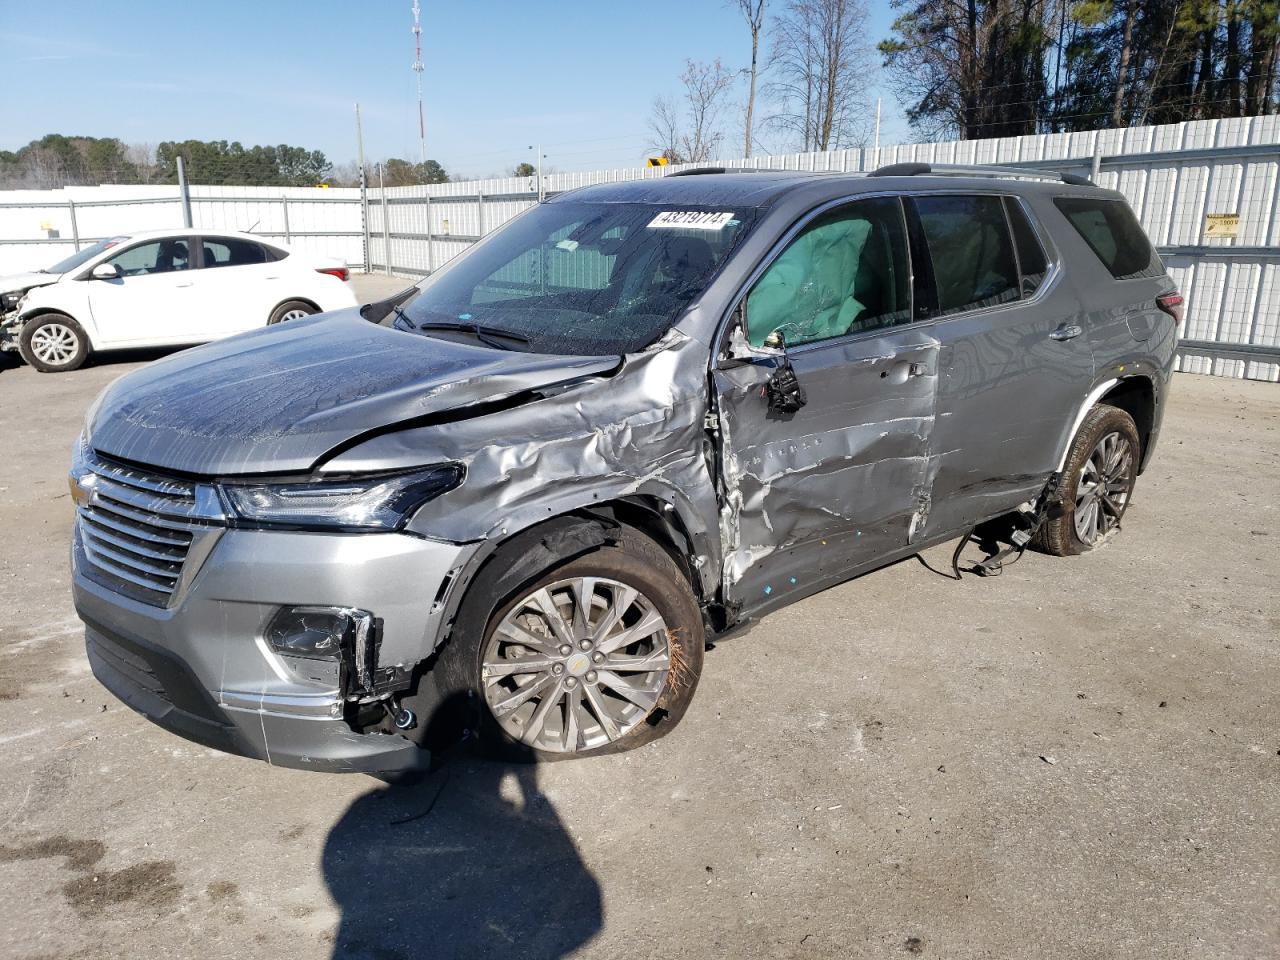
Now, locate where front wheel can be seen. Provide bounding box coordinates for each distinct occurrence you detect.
[423,531,704,760]
[1036,404,1140,556]
[19,314,89,372]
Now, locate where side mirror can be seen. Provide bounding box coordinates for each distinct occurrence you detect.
[724,305,783,362]
[761,330,807,414]
[722,308,807,414]
[91,262,121,280]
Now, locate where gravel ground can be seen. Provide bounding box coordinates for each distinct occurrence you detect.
[0,276,1276,960]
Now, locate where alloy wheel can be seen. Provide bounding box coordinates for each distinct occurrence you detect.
[30,323,78,366]
[1074,430,1134,545]
[278,308,310,323]
[482,577,671,753]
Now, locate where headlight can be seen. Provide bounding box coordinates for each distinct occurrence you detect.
[222,465,463,530]
[69,433,95,507]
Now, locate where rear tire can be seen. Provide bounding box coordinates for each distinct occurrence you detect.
[19,314,88,372]
[268,300,316,325]
[417,530,704,762]
[1035,404,1140,556]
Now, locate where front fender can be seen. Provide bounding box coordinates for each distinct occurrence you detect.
[18,283,97,348]
[321,339,725,601]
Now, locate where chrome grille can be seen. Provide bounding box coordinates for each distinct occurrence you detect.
[75,455,221,607]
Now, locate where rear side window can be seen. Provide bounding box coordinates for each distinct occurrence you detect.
[1004,197,1050,296]
[1053,197,1162,280]
[913,195,1020,315]
[201,237,272,268]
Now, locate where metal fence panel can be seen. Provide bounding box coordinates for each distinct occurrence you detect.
[1,117,1276,379]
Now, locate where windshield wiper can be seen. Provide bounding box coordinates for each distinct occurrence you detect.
[413,318,531,350]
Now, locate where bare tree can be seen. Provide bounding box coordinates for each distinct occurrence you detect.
[766,0,871,151]
[647,94,685,162]
[126,143,158,184]
[647,59,736,163]
[678,58,736,161]
[733,0,768,156]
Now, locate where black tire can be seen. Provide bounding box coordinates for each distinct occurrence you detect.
[1035,404,1141,556]
[416,530,704,762]
[18,313,89,372]
[267,300,316,325]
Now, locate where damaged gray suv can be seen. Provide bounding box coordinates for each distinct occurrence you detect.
[71,164,1180,773]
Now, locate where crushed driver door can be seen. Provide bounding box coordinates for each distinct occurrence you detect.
[710,195,941,615]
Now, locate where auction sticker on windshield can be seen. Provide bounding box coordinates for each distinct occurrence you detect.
[648,211,735,230]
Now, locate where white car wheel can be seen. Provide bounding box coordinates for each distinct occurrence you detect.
[268,300,317,325]
[19,315,89,372]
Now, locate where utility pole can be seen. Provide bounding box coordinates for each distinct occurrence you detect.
[529,144,545,202]
[412,0,426,166]
[356,102,372,274]
[176,155,192,228]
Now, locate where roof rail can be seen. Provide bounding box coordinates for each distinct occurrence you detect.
[868,162,1094,187]
[664,167,797,177]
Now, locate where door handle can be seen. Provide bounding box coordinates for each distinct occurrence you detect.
[175,281,194,288]
[883,359,931,383]
[1049,323,1083,341]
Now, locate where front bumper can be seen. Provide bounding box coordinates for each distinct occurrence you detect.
[0,315,20,352]
[73,522,476,773]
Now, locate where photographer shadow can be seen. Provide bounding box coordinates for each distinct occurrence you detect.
[322,700,602,960]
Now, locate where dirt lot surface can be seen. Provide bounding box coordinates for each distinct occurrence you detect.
[0,277,1276,959]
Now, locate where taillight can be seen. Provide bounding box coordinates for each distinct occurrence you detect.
[1156,293,1184,324]
[317,266,349,282]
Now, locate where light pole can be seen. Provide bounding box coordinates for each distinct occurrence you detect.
[528,144,546,202]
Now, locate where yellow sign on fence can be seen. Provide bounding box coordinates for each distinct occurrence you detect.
[1204,213,1240,238]
[646,157,669,167]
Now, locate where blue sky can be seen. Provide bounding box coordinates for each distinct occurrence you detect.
[1,0,912,179]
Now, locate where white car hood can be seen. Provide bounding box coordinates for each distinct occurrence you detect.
[0,271,60,296]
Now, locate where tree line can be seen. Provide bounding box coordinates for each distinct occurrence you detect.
[881,0,1280,140]
[651,0,1279,163]
[0,134,452,190]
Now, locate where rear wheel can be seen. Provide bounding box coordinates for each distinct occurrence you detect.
[268,300,316,325]
[1036,404,1140,556]
[19,314,88,372]
[422,531,704,761]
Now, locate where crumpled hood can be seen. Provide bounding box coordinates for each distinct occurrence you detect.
[0,271,59,298]
[88,309,619,476]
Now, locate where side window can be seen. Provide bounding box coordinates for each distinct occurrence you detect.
[201,237,269,269]
[745,196,911,347]
[1004,197,1050,297]
[913,195,1020,315]
[1053,196,1162,280]
[108,239,190,276]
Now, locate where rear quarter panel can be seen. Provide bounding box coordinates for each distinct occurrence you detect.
[1026,189,1177,470]
[285,259,358,314]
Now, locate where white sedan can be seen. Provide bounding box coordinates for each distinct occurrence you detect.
[0,229,357,372]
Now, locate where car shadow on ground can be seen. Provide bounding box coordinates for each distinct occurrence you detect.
[0,346,190,378]
[89,346,193,367]
[322,723,602,960]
